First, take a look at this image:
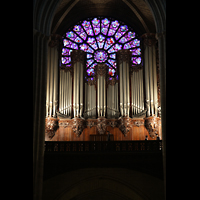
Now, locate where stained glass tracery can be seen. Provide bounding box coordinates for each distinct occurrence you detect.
[62,17,141,78]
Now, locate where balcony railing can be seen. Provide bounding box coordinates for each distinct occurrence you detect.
[44,140,162,153]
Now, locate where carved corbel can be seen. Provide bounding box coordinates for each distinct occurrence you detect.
[144,116,159,139]
[118,117,131,137]
[97,117,107,134]
[72,117,85,137]
[45,117,58,139]
[96,64,108,77]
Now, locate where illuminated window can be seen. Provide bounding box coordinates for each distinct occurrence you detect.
[61,17,141,78]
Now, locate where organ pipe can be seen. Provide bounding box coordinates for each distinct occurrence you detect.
[71,50,86,118]
[142,33,158,117]
[46,34,61,118]
[117,50,132,117]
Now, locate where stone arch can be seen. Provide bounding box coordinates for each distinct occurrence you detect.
[43,168,164,200]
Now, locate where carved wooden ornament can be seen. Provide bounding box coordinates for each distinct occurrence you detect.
[45,117,59,139]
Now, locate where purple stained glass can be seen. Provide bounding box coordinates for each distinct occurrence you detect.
[62,48,72,56]
[87,37,98,50]
[66,31,83,43]
[104,37,115,50]
[96,34,105,49]
[82,20,94,36]
[101,18,110,35]
[115,25,128,40]
[92,18,100,35]
[130,48,141,55]
[87,68,95,76]
[108,20,119,36]
[63,39,78,49]
[108,68,115,76]
[62,57,71,64]
[87,54,93,59]
[87,59,94,67]
[94,50,108,63]
[132,57,141,64]
[62,17,141,77]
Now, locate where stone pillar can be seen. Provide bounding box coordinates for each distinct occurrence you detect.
[33,30,49,200]
[156,31,166,196]
[117,49,132,117]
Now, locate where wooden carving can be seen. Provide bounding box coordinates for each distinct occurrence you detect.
[45,117,58,139]
[72,117,85,137]
[97,117,107,134]
[118,117,131,137]
[71,50,86,65]
[96,64,108,77]
[144,116,159,139]
[141,33,157,47]
[116,49,132,65]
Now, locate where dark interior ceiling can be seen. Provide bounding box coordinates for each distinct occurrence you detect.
[51,0,156,37]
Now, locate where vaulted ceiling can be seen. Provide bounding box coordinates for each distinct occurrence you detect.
[51,0,156,36]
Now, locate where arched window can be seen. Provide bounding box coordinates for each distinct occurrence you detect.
[61,17,141,79]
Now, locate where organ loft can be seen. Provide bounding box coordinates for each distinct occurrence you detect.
[33,1,166,199]
[45,18,162,141]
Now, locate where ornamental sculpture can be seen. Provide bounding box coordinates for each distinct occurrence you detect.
[118,117,131,137]
[45,117,58,139]
[72,117,85,137]
[144,116,159,139]
[97,117,107,134]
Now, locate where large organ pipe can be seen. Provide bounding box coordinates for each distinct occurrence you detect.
[80,63,83,117]
[119,63,123,116]
[104,77,106,117]
[46,47,50,117]
[73,62,76,117]
[144,45,150,116]
[123,61,127,116]
[142,33,158,117]
[153,45,158,116]
[117,50,131,117]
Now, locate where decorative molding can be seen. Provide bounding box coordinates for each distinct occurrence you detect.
[116,49,132,65]
[107,77,118,86]
[141,33,157,47]
[87,76,97,86]
[144,116,159,139]
[97,117,107,134]
[96,64,108,77]
[86,119,97,128]
[130,65,143,74]
[71,50,86,65]
[45,117,59,139]
[48,34,62,48]
[118,117,131,137]
[72,117,85,137]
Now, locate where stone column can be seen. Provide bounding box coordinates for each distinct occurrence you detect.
[33,30,49,200]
